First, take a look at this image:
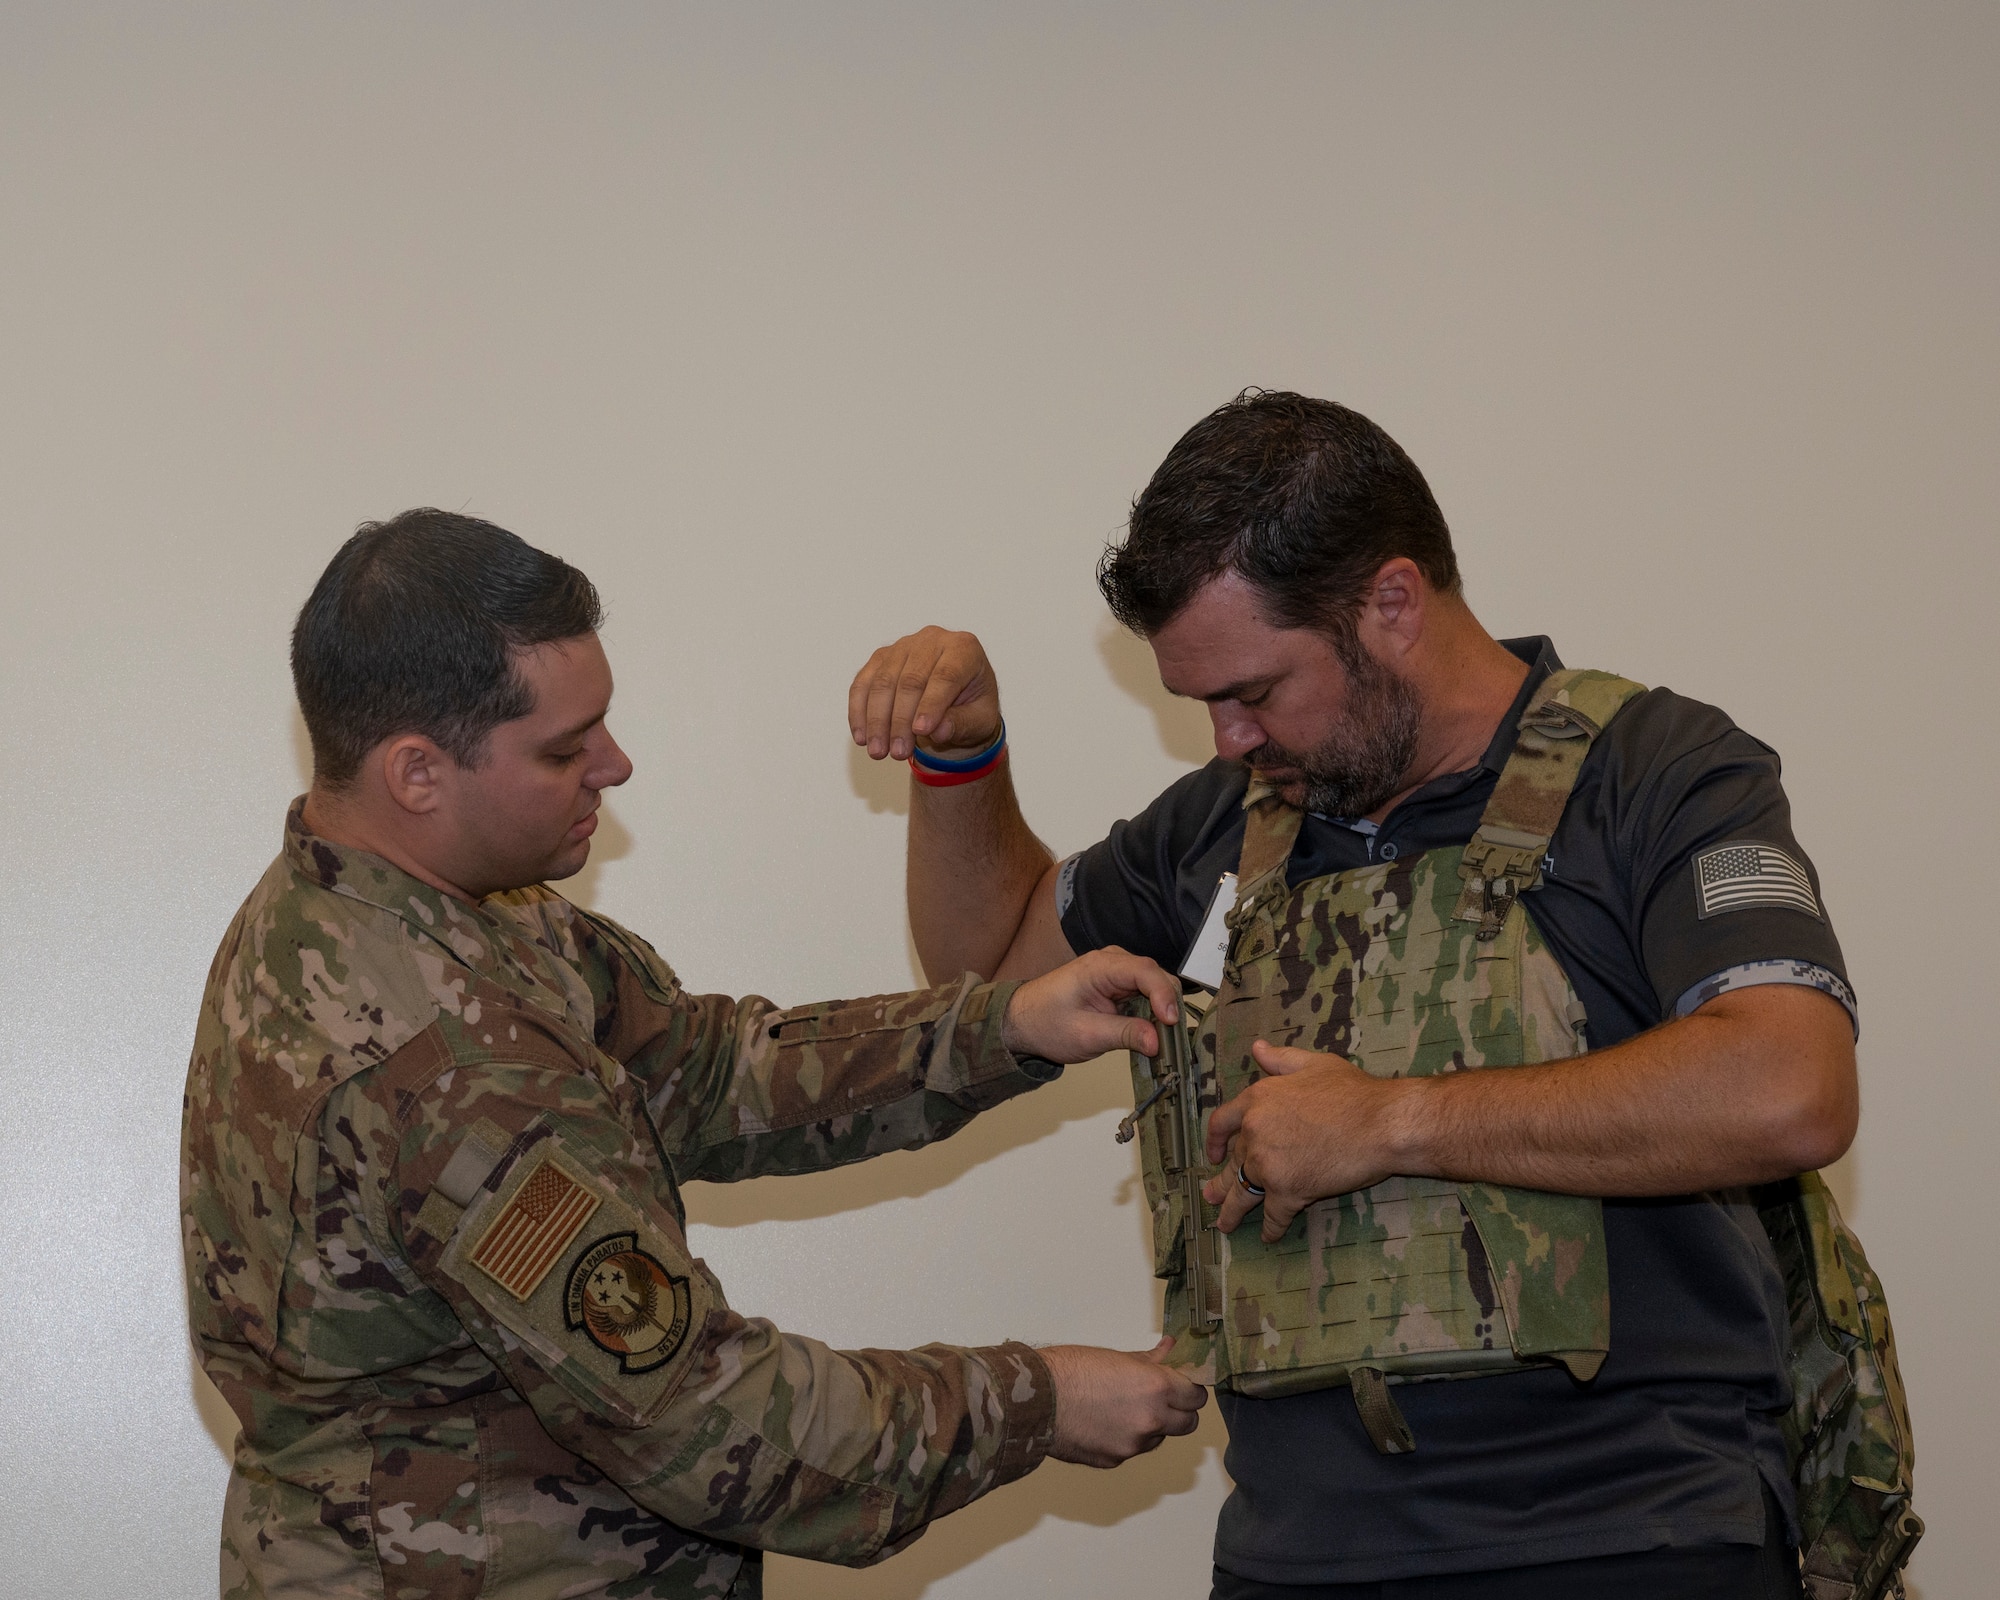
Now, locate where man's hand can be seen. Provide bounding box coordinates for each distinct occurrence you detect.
[1197,987,1860,1233]
[1201,1040,1403,1243]
[848,626,1001,762]
[846,624,1066,984]
[1001,947,1181,1063]
[1040,1340,1208,1468]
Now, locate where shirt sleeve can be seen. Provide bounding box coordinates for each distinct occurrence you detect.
[1615,715,1854,1025]
[570,908,1061,1183]
[1672,959,1858,1033]
[1059,759,1250,968]
[377,1052,1056,1566]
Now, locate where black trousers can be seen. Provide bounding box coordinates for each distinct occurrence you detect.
[1211,1490,1802,1600]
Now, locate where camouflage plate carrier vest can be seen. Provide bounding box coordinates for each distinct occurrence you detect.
[1124,668,1922,1599]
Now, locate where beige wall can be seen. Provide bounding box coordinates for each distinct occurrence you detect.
[2,5,1994,1596]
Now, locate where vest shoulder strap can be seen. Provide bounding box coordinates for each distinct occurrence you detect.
[1235,776,1305,894]
[1229,671,1646,937]
[1454,668,1647,939]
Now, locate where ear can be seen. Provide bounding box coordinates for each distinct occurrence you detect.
[378,735,452,816]
[1359,557,1427,653]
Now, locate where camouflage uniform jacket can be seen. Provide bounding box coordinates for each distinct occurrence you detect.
[181,803,1060,1600]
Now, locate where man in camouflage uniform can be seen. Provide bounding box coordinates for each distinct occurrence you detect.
[851,393,1875,1598]
[182,509,1205,1600]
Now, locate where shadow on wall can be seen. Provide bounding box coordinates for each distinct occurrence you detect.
[290,707,313,791]
[192,1352,240,1458]
[1097,619,1213,768]
[566,803,636,908]
[683,1052,1133,1226]
[849,738,910,816]
[840,617,1216,824]
[768,1411,1227,1600]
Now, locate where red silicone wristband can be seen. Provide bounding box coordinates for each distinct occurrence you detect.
[908,747,1008,787]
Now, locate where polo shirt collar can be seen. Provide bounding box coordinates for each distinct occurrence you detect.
[1472,636,1564,776]
[1310,635,1565,828]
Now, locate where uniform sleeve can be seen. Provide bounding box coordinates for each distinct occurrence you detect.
[384,1056,1056,1565]
[565,910,1061,1183]
[1617,719,1854,1024]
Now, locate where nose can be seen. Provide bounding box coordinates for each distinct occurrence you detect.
[1208,703,1265,763]
[592,730,635,791]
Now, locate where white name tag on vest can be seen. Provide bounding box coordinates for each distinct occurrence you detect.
[1179,871,1239,991]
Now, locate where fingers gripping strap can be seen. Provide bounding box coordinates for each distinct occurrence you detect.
[1455,670,1647,939]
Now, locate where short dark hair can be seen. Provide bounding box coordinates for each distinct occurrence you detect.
[291,508,603,787]
[1098,390,1460,638]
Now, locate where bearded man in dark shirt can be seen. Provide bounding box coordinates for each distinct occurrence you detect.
[846,391,1860,1600]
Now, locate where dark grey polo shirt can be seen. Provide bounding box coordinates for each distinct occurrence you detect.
[1059,637,1853,1584]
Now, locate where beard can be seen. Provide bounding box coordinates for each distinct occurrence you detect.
[1247,644,1423,819]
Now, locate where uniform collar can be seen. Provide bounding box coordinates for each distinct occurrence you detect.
[281,798,576,1009]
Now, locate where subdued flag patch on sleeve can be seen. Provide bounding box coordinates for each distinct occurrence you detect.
[470,1158,601,1301]
[1693,841,1822,921]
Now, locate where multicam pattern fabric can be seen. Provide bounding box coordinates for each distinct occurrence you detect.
[183,802,1059,1599]
[1759,1173,1923,1599]
[1128,667,1921,1594]
[1132,672,1648,1436]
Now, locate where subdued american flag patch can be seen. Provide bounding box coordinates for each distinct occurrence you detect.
[1693,842,1822,921]
[470,1158,601,1301]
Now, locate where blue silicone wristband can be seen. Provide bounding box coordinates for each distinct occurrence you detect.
[909,719,1007,773]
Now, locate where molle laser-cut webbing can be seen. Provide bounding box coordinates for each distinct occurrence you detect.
[1126,669,1644,1454]
[1119,662,1923,1599]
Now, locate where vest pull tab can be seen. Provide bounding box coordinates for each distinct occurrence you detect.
[1519,700,1601,740]
[1349,1365,1417,1455]
[1116,1078,1173,1144]
[1476,875,1517,941]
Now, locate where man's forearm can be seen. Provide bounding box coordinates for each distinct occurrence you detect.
[907,763,1053,982]
[1211,986,1860,1236]
[1389,988,1859,1193]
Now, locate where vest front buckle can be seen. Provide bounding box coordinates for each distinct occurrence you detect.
[1477,875,1518,941]
[1452,870,1521,941]
[1455,824,1545,939]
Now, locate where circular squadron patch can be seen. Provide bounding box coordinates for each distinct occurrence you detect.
[563,1233,694,1374]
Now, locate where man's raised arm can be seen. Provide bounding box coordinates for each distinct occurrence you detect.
[849,626,1076,983]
